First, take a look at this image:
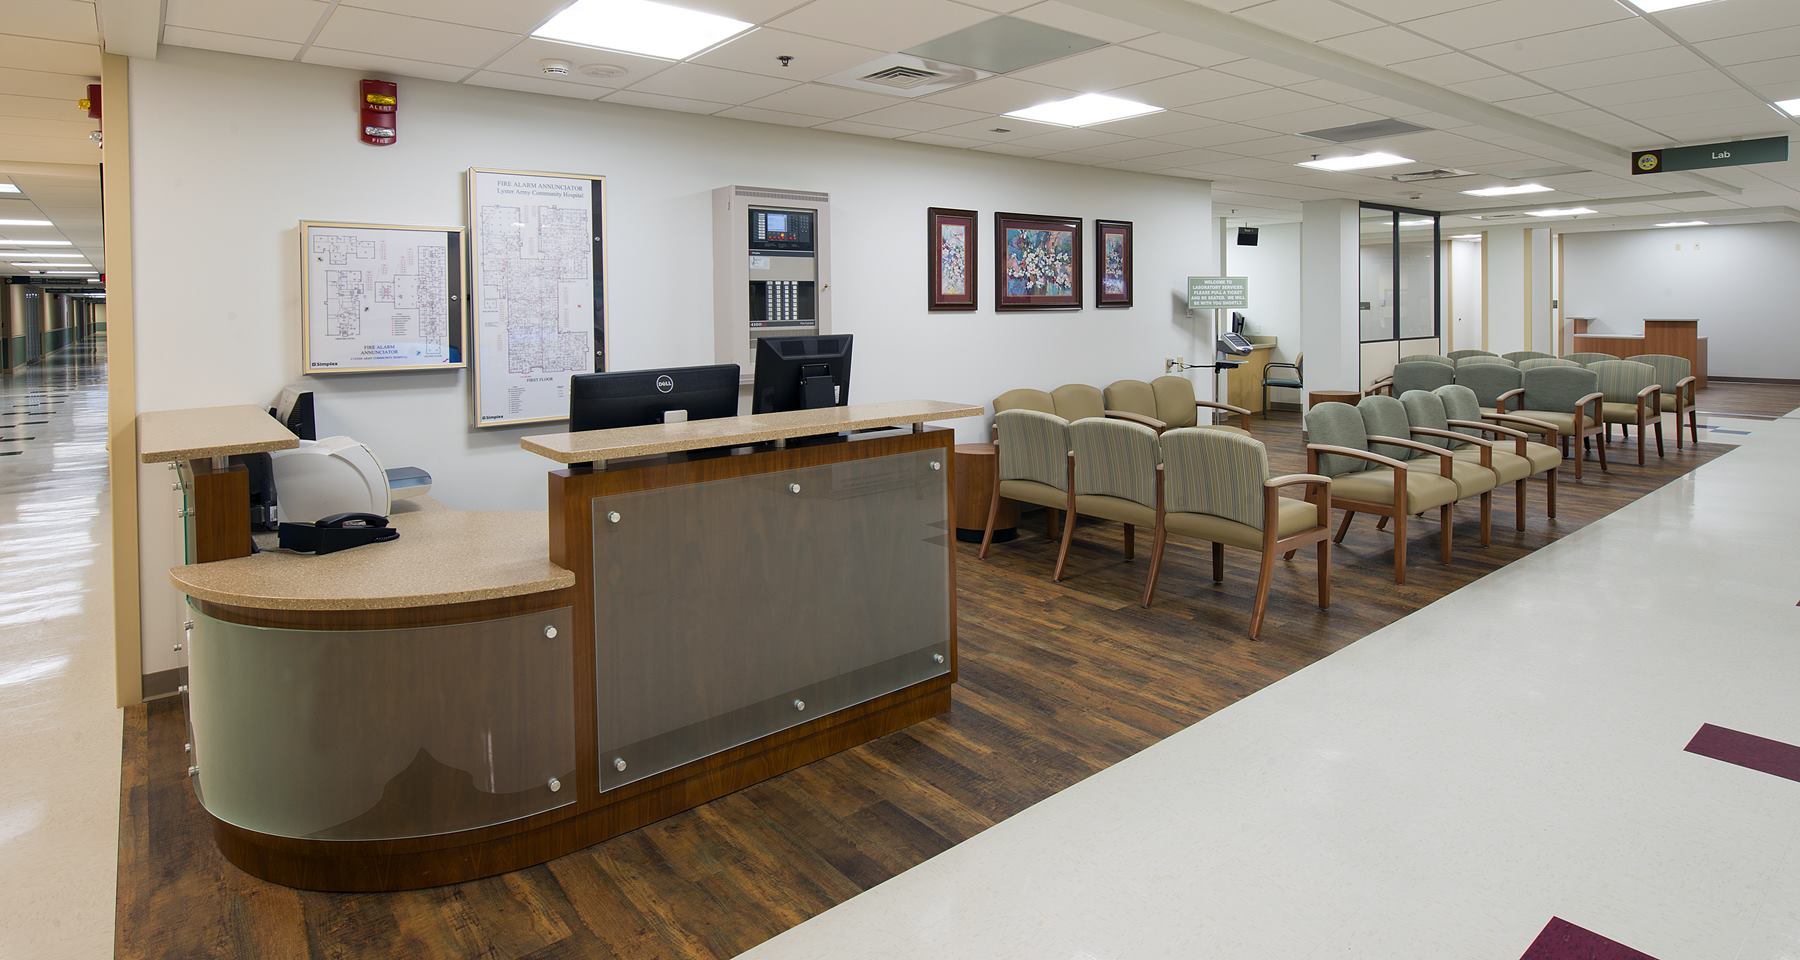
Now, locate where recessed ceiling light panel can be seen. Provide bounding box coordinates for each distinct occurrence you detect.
[1461,183,1553,197]
[1655,220,1709,227]
[0,184,19,194]
[1527,207,1597,217]
[1775,97,1800,117]
[0,219,52,227]
[532,0,751,60]
[1005,93,1162,128]
[0,240,73,246]
[1627,0,1721,12]
[1296,152,1413,172]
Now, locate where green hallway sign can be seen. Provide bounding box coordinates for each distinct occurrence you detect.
[1632,136,1789,175]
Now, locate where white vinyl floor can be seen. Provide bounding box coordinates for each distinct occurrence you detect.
[741,406,1800,959]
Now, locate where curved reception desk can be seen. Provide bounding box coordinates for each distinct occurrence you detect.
[141,399,979,891]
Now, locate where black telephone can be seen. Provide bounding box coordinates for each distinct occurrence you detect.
[1217,332,1255,356]
[278,512,398,555]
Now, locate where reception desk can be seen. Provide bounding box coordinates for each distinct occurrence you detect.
[1225,341,1278,414]
[143,399,980,891]
[1572,318,1708,388]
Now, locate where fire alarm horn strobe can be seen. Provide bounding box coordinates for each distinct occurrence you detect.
[360,79,396,146]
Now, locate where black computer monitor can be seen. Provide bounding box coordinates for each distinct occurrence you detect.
[569,363,740,432]
[1231,311,1247,333]
[751,335,852,415]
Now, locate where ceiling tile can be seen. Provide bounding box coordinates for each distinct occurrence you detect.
[0,92,93,121]
[1233,0,1380,42]
[0,34,99,74]
[954,0,1036,11]
[0,65,92,99]
[1391,52,1504,85]
[301,46,473,82]
[970,140,1057,157]
[161,25,303,60]
[601,89,728,114]
[1011,1,1153,43]
[1320,26,1450,66]
[1213,58,1316,87]
[338,0,567,34]
[5,0,99,44]
[931,116,1043,140]
[1730,55,1800,89]
[850,100,991,130]
[744,82,902,118]
[627,62,797,103]
[1447,74,1549,103]
[1183,87,1332,122]
[1120,32,1242,68]
[1570,69,1740,108]
[1042,137,1185,161]
[484,38,673,88]
[1250,103,1386,135]
[922,76,1073,113]
[1108,69,1268,108]
[1134,145,1235,167]
[1286,77,1375,102]
[899,130,988,147]
[812,118,911,137]
[1655,0,1800,44]
[1152,122,1272,147]
[1470,18,1674,74]
[770,0,995,52]
[1332,0,1486,17]
[1214,133,1337,157]
[313,6,517,67]
[714,105,826,127]
[1492,92,1587,117]
[1405,0,1634,49]
[691,28,880,81]
[1524,47,1710,92]
[1696,25,1800,66]
[682,0,824,21]
[1082,108,1218,137]
[464,70,606,99]
[165,0,328,43]
[1004,125,1127,151]
[1008,45,1191,91]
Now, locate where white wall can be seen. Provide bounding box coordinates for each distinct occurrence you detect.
[1450,238,1481,351]
[1300,198,1359,399]
[1483,226,1525,355]
[127,47,1215,675]
[1224,221,1300,364]
[1563,222,1800,379]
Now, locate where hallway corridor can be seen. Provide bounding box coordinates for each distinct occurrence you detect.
[0,337,121,960]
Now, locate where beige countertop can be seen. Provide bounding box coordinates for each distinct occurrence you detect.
[169,499,574,611]
[520,399,983,464]
[139,404,300,463]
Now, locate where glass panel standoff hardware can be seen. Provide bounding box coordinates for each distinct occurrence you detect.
[929,460,941,471]
[188,765,200,777]
[544,625,558,639]
[607,511,621,524]
[548,777,562,792]
[933,653,945,664]
[793,699,806,711]
[788,483,802,494]
[613,757,628,772]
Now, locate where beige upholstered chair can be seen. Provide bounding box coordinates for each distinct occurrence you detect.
[1049,383,1106,422]
[1102,376,1251,434]
[982,409,1073,576]
[1304,402,1462,584]
[1063,417,1163,590]
[1446,349,1496,361]
[1518,357,1578,371]
[993,387,1057,416]
[1504,350,1553,363]
[1564,352,1617,366]
[1629,353,1699,448]
[1148,428,1331,638]
[1512,365,1606,479]
[1590,359,1664,465]
[1436,384,1559,522]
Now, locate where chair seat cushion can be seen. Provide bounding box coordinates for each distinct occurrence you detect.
[1330,468,1458,512]
[999,478,1066,511]
[1402,455,1499,497]
[1522,441,1560,472]
[1659,394,1685,413]
[1166,497,1320,551]
[1452,446,1532,483]
[1513,409,1596,435]
[1263,378,1303,388]
[1073,493,1156,527]
[1601,401,1649,423]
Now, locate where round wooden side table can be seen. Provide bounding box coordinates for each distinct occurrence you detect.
[953,443,1018,544]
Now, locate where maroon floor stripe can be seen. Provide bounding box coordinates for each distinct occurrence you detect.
[1685,723,1800,783]
[1520,917,1659,959]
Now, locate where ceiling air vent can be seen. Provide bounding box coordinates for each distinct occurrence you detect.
[860,65,944,90]
[820,54,993,98]
[1299,118,1430,144]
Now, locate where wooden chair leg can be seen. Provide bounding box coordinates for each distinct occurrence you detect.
[1439,504,1453,563]
[1334,509,1355,543]
[1045,508,1060,540]
[1574,437,1584,480]
[1376,515,1389,531]
[1392,510,1407,584]
[1637,416,1646,466]
[1546,468,1558,518]
[1123,523,1135,561]
[1654,419,1665,458]
[1514,480,1526,531]
[1689,410,1698,446]
[1211,542,1225,582]
[1561,436,1569,458]
[1674,408,1684,449]
[1596,428,1608,472]
[1316,537,1331,609]
[1052,510,1076,582]
[1478,491,1491,546]
[1283,549,1297,561]
[1249,548,1275,640]
[1141,521,1166,608]
[978,490,1001,561]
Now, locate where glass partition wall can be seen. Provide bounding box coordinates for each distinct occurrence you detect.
[1358,203,1442,390]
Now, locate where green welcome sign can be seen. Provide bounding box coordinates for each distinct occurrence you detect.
[1632,136,1788,175]
[1188,276,1248,310]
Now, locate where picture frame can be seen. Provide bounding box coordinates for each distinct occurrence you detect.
[1095,219,1133,308]
[994,212,1083,311]
[299,220,467,375]
[926,207,978,312]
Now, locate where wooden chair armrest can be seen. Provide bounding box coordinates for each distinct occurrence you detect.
[1635,384,1660,400]
[1573,392,1604,426]
[1306,443,1410,472]
[1448,418,1528,455]
[1411,426,1488,447]
[1495,388,1524,411]
[1369,434,1454,476]
[1676,375,1696,404]
[1266,472,1331,490]
[1195,399,1252,432]
[1104,409,1166,432]
[1367,379,1393,396]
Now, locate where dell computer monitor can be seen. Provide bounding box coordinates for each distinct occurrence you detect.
[569,363,740,433]
[751,335,852,415]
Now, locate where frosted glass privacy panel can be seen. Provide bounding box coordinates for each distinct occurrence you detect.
[592,446,953,792]
[186,607,576,841]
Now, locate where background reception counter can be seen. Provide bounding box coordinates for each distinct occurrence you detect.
[141,399,979,891]
[1571,318,1709,387]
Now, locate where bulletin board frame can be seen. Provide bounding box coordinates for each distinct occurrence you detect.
[299,219,468,376]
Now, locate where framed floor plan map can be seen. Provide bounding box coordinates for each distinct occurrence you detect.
[467,167,608,428]
[300,220,467,375]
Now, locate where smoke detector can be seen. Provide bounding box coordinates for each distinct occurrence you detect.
[539,58,572,77]
[579,63,628,80]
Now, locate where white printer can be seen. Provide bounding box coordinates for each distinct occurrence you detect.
[269,437,391,524]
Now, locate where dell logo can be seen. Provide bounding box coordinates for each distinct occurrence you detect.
[655,375,674,394]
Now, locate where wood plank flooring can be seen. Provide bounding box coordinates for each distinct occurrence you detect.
[118,387,1794,960]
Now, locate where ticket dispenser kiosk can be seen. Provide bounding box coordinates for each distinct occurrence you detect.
[713,185,831,380]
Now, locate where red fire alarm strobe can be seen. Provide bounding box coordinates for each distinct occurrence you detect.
[360,79,396,146]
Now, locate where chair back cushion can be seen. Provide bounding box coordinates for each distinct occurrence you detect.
[1399,390,1453,447]
[1521,365,1599,413]
[1454,363,1522,408]
[1070,418,1159,507]
[1392,360,1454,396]
[1503,350,1552,363]
[1050,383,1106,422]
[1396,354,1454,367]
[1627,354,1692,395]
[1446,349,1496,360]
[1590,359,1656,403]
[1456,355,1515,368]
[1304,402,1371,476]
[994,388,1055,415]
[1103,379,1158,420]
[1358,395,1417,462]
[1150,375,1200,428]
[995,409,1070,489]
[1162,427,1269,530]
[1518,357,1578,371]
[1564,352,1617,366]
[1434,385,1485,438]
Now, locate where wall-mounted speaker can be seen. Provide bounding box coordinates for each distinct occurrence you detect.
[1236,226,1259,246]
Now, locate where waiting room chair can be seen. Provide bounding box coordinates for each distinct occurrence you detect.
[1564,352,1617,366]
[1391,360,1455,397]
[1149,428,1331,637]
[1628,353,1699,448]
[1512,365,1606,479]
[982,409,1074,576]
[1058,416,1165,593]
[1104,376,1251,434]
[1456,355,1515,368]
[1518,357,1578,372]
[1051,383,1106,422]
[1446,349,1496,361]
[1397,354,1454,367]
[1436,384,1559,521]
[1261,353,1303,417]
[1590,359,1664,465]
[1361,393,1497,545]
[1504,350,1553,363]
[1403,388,1538,531]
[1304,402,1464,584]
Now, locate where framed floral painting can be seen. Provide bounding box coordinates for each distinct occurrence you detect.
[1095,219,1133,308]
[927,207,977,311]
[994,212,1082,311]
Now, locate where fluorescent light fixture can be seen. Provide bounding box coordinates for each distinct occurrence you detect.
[11,263,89,268]
[1451,234,1482,240]
[1775,97,1800,117]
[0,184,17,194]
[1627,0,1719,12]
[1297,151,1412,172]
[532,0,751,60]
[44,270,96,275]
[1005,93,1162,127]
[1461,182,1553,197]
[0,240,72,246]
[86,278,101,282]
[1527,207,1596,217]
[1655,220,1709,227]
[0,219,52,227]
[6,251,85,258]
[1399,218,1434,226]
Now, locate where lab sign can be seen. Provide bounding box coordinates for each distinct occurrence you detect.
[1188,276,1248,310]
[1632,136,1788,175]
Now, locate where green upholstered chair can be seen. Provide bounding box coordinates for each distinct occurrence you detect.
[1564,352,1617,366]
[1103,376,1252,434]
[1303,402,1462,584]
[1518,357,1578,371]
[1628,353,1698,448]
[1515,365,1606,479]
[1437,384,1559,522]
[1149,428,1331,637]
[1262,353,1303,416]
[1397,354,1454,367]
[982,409,1073,573]
[1590,359,1664,465]
[1456,354,1515,368]
[1503,350,1552,363]
[1361,393,1496,545]
[1049,383,1106,422]
[1446,349,1496,361]
[1404,388,1532,532]
[1391,360,1455,397]
[1454,362,1523,414]
[1063,417,1163,588]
